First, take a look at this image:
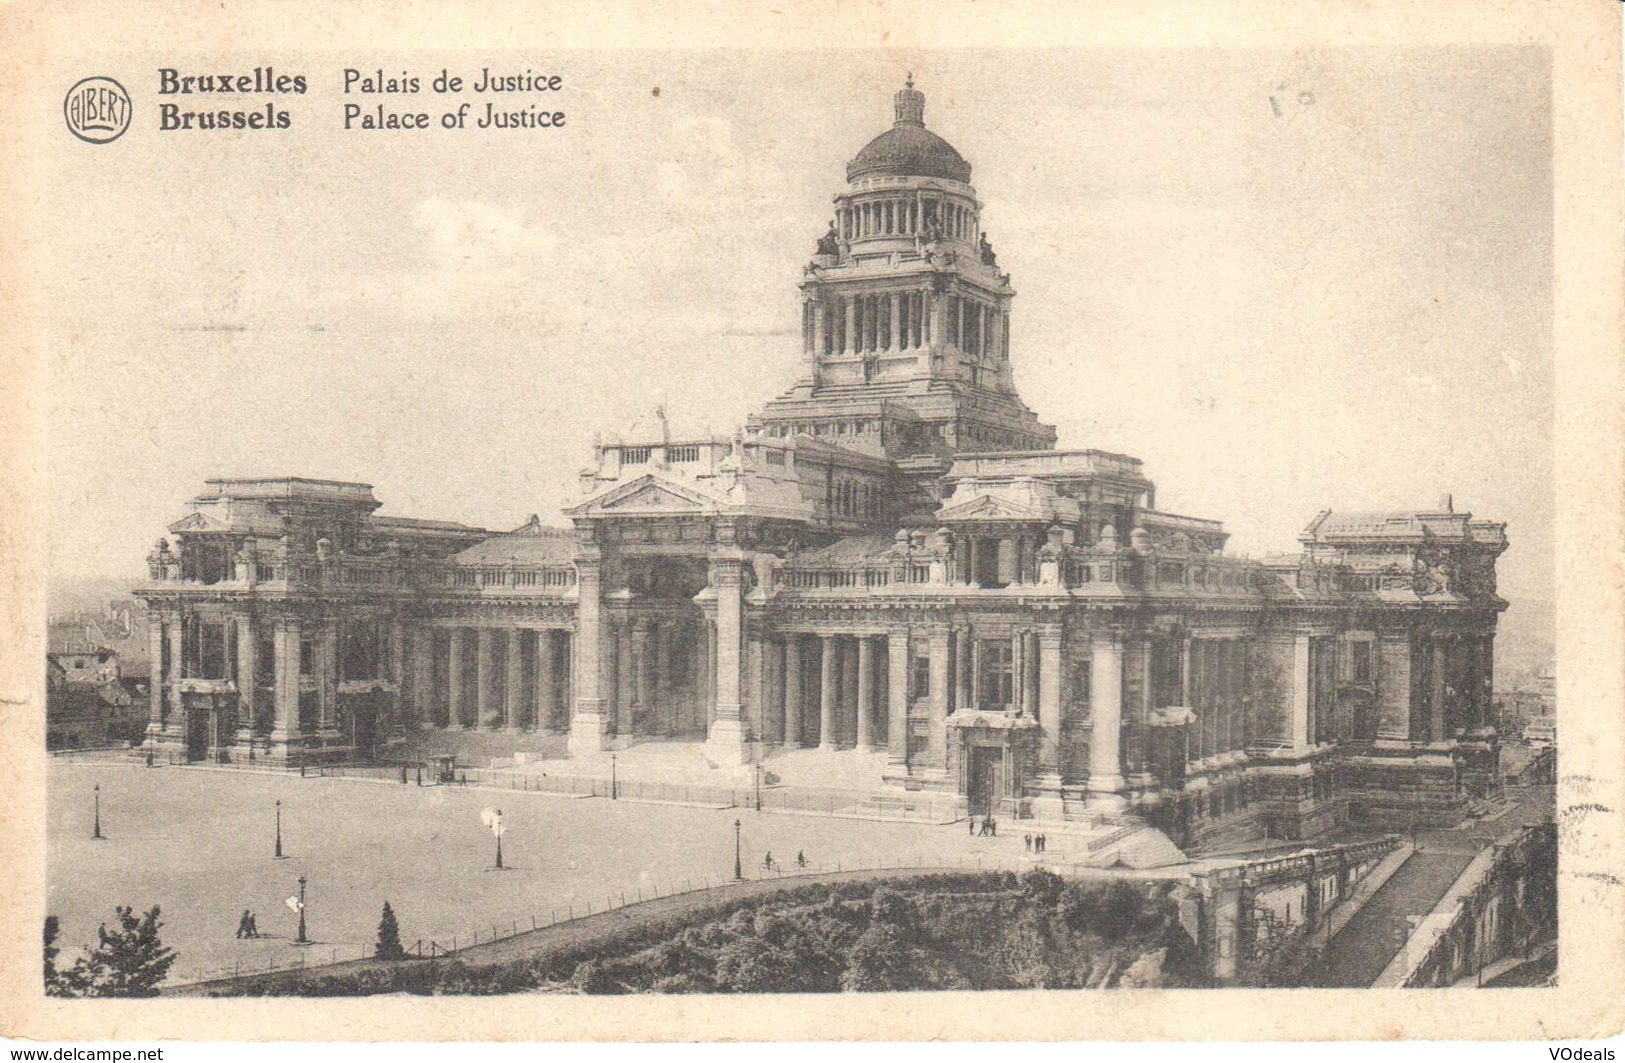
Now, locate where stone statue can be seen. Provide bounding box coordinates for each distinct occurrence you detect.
[147,539,172,580]
[979,233,998,267]
[815,221,840,257]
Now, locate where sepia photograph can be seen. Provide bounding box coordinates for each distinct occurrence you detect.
[3,0,1622,1046]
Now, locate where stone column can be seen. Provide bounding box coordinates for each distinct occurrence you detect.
[145,612,166,739]
[812,300,827,359]
[1011,631,1026,715]
[568,541,611,755]
[818,635,839,751]
[856,635,876,751]
[166,615,185,722]
[705,549,749,763]
[632,620,652,735]
[887,630,910,765]
[412,627,434,728]
[889,292,902,351]
[505,628,524,729]
[235,613,257,737]
[843,636,860,747]
[704,620,717,730]
[386,616,405,738]
[1290,635,1312,751]
[844,297,857,355]
[1037,629,1062,774]
[1430,637,1449,742]
[536,630,557,732]
[655,621,672,735]
[1087,634,1126,811]
[474,628,496,729]
[447,627,467,730]
[616,623,635,736]
[270,616,302,759]
[318,622,339,735]
[746,634,765,743]
[926,628,950,771]
[783,634,803,748]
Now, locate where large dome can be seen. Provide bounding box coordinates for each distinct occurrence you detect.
[845,81,972,184]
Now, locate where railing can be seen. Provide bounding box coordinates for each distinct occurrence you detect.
[453,767,966,823]
[166,850,1182,989]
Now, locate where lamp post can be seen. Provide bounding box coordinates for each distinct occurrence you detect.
[754,764,762,812]
[91,784,103,841]
[611,753,618,800]
[274,799,285,859]
[733,818,743,881]
[294,875,308,945]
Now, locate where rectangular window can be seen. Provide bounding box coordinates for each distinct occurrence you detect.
[911,656,930,703]
[980,643,1013,709]
[1350,640,1374,686]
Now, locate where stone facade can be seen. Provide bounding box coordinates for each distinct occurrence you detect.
[134,81,1508,847]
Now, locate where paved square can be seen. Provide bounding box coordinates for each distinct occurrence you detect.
[48,761,1021,985]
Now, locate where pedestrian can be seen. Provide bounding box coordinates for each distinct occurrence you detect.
[969,815,976,836]
[247,912,259,938]
[990,817,998,837]
[1024,834,1032,852]
[796,850,807,868]
[236,910,251,939]
[1038,833,1046,854]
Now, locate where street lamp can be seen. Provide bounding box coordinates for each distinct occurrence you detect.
[611,753,618,800]
[274,799,285,859]
[733,818,743,881]
[294,875,309,945]
[754,764,762,812]
[92,784,104,841]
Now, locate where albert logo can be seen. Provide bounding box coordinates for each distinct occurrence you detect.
[64,76,132,144]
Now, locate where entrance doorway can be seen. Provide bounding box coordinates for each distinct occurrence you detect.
[350,698,379,761]
[967,744,1003,816]
[184,705,209,762]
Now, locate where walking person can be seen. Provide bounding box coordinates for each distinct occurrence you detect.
[969,815,976,836]
[236,910,251,940]
[246,911,259,938]
[796,850,807,869]
[1024,834,1032,852]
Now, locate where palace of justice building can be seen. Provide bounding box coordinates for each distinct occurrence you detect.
[134,81,1509,851]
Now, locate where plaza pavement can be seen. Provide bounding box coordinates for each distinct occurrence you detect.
[46,758,1067,986]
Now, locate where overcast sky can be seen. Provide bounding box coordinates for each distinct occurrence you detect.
[45,46,1551,656]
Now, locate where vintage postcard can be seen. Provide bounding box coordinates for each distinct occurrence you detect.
[1,0,1621,1044]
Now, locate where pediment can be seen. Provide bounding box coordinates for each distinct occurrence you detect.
[168,512,229,533]
[610,485,702,511]
[574,474,718,517]
[937,494,1042,522]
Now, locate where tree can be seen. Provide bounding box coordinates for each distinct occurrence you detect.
[63,905,177,997]
[44,916,66,996]
[375,901,406,960]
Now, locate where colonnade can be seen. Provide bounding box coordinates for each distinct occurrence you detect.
[804,290,1005,364]
[413,624,573,733]
[602,615,705,738]
[952,531,1043,588]
[773,633,892,755]
[1185,637,1251,761]
[837,196,976,242]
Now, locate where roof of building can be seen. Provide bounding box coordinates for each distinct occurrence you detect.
[452,516,576,566]
[791,534,897,566]
[846,83,972,184]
